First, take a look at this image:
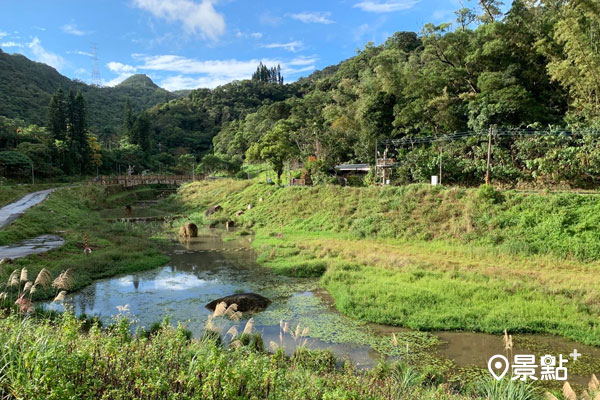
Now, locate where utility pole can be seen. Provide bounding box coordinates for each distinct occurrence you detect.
[485,125,495,185]
[374,139,378,186]
[439,145,443,185]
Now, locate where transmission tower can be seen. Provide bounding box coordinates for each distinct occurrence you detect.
[91,44,102,86]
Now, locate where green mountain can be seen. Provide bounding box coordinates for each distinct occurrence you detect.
[0,48,178,138]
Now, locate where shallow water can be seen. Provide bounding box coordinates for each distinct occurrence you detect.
[0,234,64,259]
[46,230,384,368]
[45,228,600,384]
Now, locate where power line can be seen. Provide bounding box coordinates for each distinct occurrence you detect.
[381,129,600,147]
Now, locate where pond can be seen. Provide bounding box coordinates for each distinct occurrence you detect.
[45,228,600,388]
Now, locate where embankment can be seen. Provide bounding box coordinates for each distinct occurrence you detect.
[175,180,600,345]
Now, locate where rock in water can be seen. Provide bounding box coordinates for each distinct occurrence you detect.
[206,293,271,312]
[179,222,198,238]
[205,205,222,217]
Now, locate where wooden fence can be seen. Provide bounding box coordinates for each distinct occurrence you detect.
[96,175,203,187]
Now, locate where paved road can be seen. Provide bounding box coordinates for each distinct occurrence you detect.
[0,188,55,229]
[0,234,65,259]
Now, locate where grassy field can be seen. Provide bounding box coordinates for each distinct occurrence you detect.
[173,179,600,345]
[0,312,539,400]
[0,184,169,301]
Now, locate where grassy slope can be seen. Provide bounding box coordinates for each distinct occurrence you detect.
[0,185,169,299]
[174,180,600,345]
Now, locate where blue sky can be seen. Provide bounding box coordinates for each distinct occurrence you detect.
[0,0,472,91]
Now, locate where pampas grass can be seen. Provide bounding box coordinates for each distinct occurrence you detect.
[23,282,33,293]
[503,329,513,358]
[213,302,227,317]
[8,270,19,288]
[53,291,67,302]
[546,376,600,400]
[213,302,242,321]
[590,374,599,392]
[52,268,74,291]
[20,268,28,283]
[34,268,52,288]
[243,318,254,335]
[225,325,238,340]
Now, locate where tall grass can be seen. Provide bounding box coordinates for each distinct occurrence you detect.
[0,311,489,400]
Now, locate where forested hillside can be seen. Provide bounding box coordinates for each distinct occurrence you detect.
[211,0,600,188]
[2,0,600,187]
[0,49,177,137]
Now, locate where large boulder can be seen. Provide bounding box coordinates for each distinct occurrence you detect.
[206,293,271,312]
[178,222,198,238]
[205,205,222,217]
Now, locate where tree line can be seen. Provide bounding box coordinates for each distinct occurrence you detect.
[210,0,600,187]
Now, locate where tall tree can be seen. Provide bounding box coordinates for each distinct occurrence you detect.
[47,87,66,142]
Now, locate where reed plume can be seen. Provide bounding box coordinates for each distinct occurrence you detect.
[392,333,398,347]
[8,270,19,287]
[0,292,7,301]
[34,268,52,288]
[205,315,218,332]
[225,304,241,321]
[562,382,576,400]
[213,302,227,317]
[269,341,279,352]
[20,268,28,283]
[52,268,75,291]
[23,282,33,293]
[590,374,599,392]
[503,329,513,358]
[53,291,67,302]
[243,318,254,335]
[225,325,238,340]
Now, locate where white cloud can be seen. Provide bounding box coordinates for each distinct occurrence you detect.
[107,61,137,74]
[288,12,334,24]
[28,37,65,70]
[0,31,7,39]
[262,41,303,52]
[62,23,91,36]
[235,30,263,39]
[105,54,318,90]
[353,0,419,13]
[160,75,233,90]
[68,50,93,57]
[103,62,138,86]
[1,41,23,48]
[132,0,225,40]
[104,74,133,87]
